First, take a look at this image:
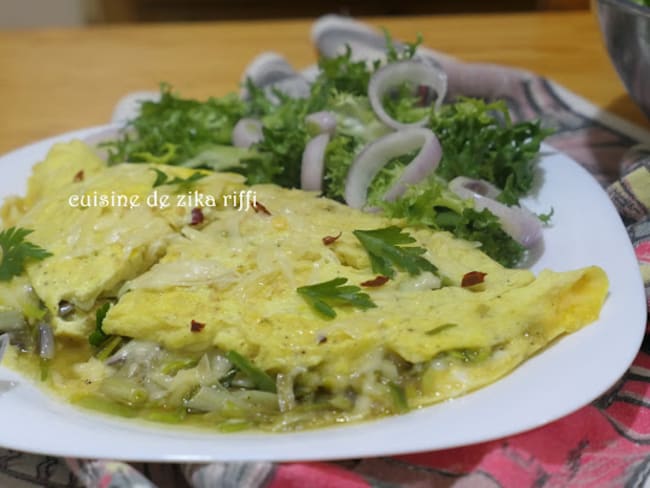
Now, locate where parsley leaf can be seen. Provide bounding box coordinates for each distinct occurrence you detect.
[353,226,437,278]
[297,277,377,319]
[151,168,206,189]
[0,227,52,281]
[88,302,111,347]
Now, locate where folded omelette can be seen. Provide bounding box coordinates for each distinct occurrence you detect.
[0,141,609,431]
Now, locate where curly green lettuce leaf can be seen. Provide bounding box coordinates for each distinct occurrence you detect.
[430,97,551,205]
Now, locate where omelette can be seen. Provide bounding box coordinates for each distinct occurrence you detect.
[0,141,608,431]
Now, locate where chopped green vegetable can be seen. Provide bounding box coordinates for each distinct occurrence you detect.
[226,350,277,393]
[88,302,111,347]
[151,168,206,189]
[388,382,409,413]
[96,336,123,362]
[425,323,458,336]
[297,277,377,319]
[353,226,438,278]
[0,227,52,282]
[538,207,554,224]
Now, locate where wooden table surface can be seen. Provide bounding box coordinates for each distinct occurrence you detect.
[0,10,648,155]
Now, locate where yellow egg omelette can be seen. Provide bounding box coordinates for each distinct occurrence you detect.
[0,140,608,431]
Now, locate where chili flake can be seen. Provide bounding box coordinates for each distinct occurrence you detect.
[322,232,342,245]
[361,275,390,287]
[252,202,271,215]
[461,271,487,288]
[190,320,205,332]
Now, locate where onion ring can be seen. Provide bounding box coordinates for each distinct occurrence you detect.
[301,133,330,192]
[448,176,542,248]
[344,127,442,208]
[305,111,337,135]
[232,118,264,148]
[368,60,448,130]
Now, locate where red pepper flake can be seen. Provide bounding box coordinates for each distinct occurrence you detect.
[190,207,204,225]
[190,320,205,333]
[73,170,84,182]
[361,275,390,287]
[322,232,342,245]
[252,201,271,216]
[461,271,487,288]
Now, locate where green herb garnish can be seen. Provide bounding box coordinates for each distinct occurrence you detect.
[88,302,111,347]
[425,323,458,336]
[225,350,277,393]
[297,277,377,319]
[353,226,437,278]
[0,227,52,282]
[151,168,206,189]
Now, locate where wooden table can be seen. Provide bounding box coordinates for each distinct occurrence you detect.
[0,10,648,155]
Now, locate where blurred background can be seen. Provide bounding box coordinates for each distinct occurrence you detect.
[1,0,588,28]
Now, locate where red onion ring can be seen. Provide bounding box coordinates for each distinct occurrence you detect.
[368,60,448,130]
[232,118,263,149]
[448,176,502,200]
[344,127,442,208]
[301,133,330,192]
[448,176,542,248]
[305,111,337,135]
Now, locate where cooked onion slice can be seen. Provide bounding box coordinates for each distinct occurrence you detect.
[38,322,55,360]
[0,334,8,364]
[301,133,330,192]
[305,111,337,135]
[232,118,263,148]
[344,128,442,208]
[448,176,542,248]
[368,60,448,130]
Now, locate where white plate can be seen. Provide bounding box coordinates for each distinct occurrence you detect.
[0,127,645,462]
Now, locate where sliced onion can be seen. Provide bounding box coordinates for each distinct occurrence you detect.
[345,128,442,208]
[368,60,448,130]
[305,111,337,135]
[0,334,8,364]
[240,53,311,101]
[232,118,263,148]
[301,133,330,192]
[38,322,55,360]
[448,176,502,200]
[448,176,542,248]
[111,91,160,124]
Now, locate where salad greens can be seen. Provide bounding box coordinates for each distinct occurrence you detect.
[102,33,550,267]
